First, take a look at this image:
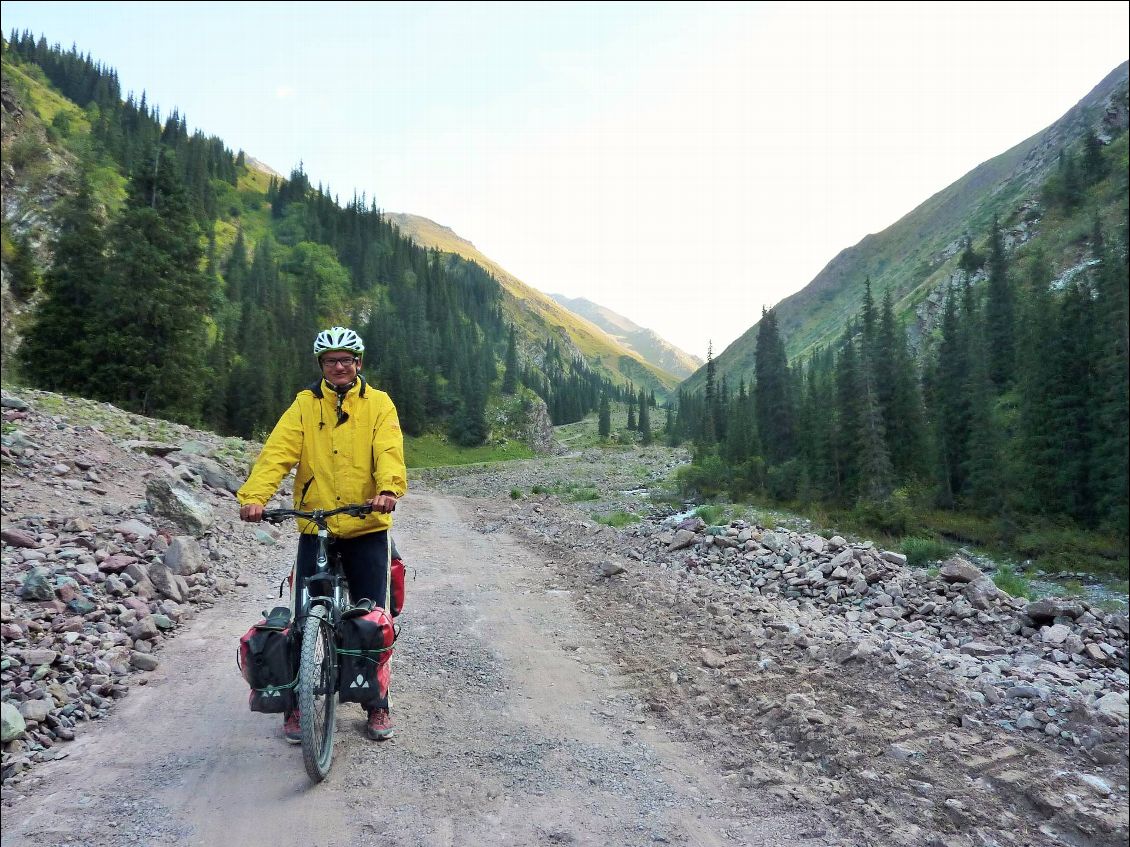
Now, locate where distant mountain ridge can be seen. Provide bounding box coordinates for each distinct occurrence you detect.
[549,294,702,379]
[683,61,1130,395]
[386,213,681,396]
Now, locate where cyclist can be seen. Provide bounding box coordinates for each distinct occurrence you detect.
[237,326,407,742]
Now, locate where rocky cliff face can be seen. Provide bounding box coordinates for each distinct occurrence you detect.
[1,69,77,365]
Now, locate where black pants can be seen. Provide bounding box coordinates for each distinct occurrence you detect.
[296,530,391,708]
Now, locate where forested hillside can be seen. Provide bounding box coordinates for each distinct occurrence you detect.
[0,34,635,443]
[683,62,1129,394]
[670,94,1129,574]
[386,213,682,397]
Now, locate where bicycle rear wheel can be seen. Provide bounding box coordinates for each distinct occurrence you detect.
[298,603,337,782]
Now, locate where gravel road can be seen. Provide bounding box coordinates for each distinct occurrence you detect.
[1,491,816,847]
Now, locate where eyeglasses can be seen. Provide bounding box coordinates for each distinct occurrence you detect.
[320,356,358,369]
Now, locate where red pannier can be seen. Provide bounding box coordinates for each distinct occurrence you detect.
[338,606,396,705]
[390,556,405,617]
[390,537,406,618]
[237,606,296,713]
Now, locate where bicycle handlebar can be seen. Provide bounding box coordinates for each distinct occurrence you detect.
[261,503,373,527]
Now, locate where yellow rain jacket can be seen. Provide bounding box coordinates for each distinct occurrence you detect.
[237,376,407,538]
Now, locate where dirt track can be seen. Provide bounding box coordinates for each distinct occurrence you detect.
[0,492,814,847]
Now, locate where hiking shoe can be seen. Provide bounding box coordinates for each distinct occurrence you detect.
[283,710,301,744]
[366,707,394,741]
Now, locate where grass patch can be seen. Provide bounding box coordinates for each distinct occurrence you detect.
[405,433,534,468]
[567,487,601,502]
[992,565,1033,599]
[1013,523,1127,577]
[594,511,640,528]
[694,504,729,526]
[902,537,953,567]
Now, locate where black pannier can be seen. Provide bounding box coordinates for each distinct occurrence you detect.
[237,606,297,713]
[337,605,395,706]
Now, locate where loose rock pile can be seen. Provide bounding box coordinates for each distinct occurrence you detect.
[0,389,262,785]
[456,487,1129,845]
[514,506,1129,751]
[644,516,1129,742]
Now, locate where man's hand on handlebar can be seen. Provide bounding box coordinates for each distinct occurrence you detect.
[240,503,264,522]
[369,492,398,514]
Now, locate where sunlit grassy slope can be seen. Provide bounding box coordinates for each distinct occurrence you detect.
[387,213,681,399]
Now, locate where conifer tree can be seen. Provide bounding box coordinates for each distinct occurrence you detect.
[702,342,716,444]
[858,361,894,504]
[598,392,611,438]
[85,146,210,420]
[19,167,108,392]
[963,327,1004,513]
[985,216,1016,389]
[638,388,652,445]
[875,288,926,478]
[754,309,793,464]
[7,232,39,300]
[1089,214,1129,532]
[1082,131,1106,184]
[1051,278,1099,523]
[833,336,864,501]
[930,283,971,508]
[1012,248,1061,514]
[502,324,519,394]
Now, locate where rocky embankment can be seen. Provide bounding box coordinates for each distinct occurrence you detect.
[0,389,265,784]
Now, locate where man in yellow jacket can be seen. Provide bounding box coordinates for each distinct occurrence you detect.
[237,326,407,742]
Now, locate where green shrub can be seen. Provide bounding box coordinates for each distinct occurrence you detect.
[902,537,952,567]
[531,485,546,495]
[852,499,913,537]
[765,459,801,501]
[509,488,521,500]
[9,134,47,170]
[676,454,727,499]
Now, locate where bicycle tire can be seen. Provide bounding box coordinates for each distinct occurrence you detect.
[298,603,337,782]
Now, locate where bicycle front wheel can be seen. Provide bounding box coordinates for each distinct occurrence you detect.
[298,603,337,782]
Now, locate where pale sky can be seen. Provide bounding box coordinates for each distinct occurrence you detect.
[2,1,1128,359]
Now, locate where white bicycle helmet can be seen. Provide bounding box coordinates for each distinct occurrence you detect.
[313,326,365,356]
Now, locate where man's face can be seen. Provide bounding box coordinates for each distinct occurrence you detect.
[319,351,360,388]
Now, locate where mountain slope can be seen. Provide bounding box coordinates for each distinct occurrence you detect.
[386,213,681,397]
[683,61,1130,394]
[549,294,702,379]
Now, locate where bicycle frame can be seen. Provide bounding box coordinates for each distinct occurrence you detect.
[294,527,348,633]
[264,502,372,634]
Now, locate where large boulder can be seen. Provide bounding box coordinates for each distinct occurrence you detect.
[170,453,242,493]
[163,536,208,575]
[1094,692,1129,722]
[145,476,214,536]
[1025,598,1085,623]
[939,556,983,583]
[964,576,1004,609]
[1,701,27,742]
[147,564,189,603]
